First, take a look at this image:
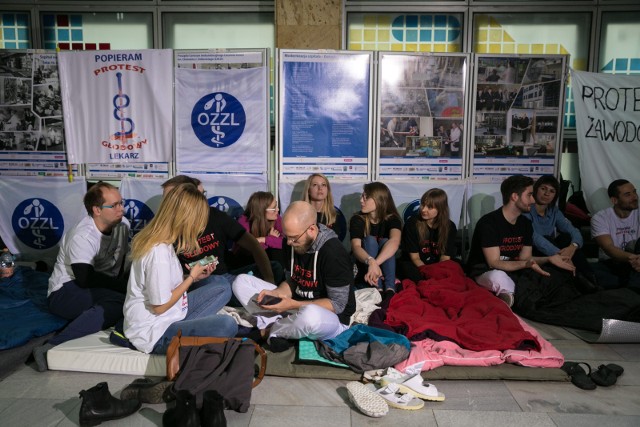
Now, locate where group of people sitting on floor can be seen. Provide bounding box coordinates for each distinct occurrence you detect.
[31,172,639,371]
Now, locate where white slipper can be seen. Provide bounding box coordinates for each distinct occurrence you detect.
[379,367,413,386]
[396,375,445,402]
[375,383,424,410]
[346,381,389,418]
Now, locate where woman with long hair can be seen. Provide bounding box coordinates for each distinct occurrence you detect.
[233,191,285,268]
[124,183,237,354]
[302,173,343,239]
[399,188,458,282]
[523,175,597,290]
[349,182,402,297]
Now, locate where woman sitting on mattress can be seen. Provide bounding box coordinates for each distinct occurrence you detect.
[123,183,238,354]
[398,188,458,283]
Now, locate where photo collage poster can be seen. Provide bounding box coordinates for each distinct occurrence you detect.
[0,50,77,177]
[279,50,373,181]
[377,53,469,180]
[471,55,566,181]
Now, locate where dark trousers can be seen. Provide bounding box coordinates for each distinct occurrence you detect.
[47,280,125,345]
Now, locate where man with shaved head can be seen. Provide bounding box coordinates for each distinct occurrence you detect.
[232,201,355,352]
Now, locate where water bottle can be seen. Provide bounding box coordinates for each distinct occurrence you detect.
[0,249,15,279]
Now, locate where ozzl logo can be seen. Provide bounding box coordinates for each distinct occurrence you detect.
[209,195,244,220]
[403,200,421,223]
[191,92,246,148]
[123,199,154,239]
[11,198,64,249]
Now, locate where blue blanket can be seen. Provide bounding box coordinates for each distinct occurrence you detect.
[0,267,67,350]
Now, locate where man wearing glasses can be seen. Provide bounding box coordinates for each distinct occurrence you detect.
[232,201,356,352]
[33,182,131,371]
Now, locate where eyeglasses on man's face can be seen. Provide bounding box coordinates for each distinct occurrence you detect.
[101,200,125,209]
[286,224,313,244]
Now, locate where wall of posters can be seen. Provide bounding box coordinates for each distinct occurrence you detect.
[174,50,269,176]
[470,55,566,180]
[376,53,470,180]
[0,51,77,177]
[279,50,372,180]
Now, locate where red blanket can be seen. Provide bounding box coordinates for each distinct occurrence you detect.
[384,260,541,352]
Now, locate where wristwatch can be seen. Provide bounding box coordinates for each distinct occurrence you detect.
[571,242,579,247]
[365,256,374,265]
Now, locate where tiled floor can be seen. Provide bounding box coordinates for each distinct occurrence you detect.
[0,319,639,426]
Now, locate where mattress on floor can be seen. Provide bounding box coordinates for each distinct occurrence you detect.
[47,330,165,377]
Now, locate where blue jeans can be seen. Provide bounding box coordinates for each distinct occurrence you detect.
[362,236,397,292]
[151,282,238,354]
[48,280,124,346]
[591,260,640,289]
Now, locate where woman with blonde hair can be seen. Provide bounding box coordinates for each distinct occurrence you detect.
[124,183,237,354]
[302,173,343,239]
[399,188,457,282]
[349,182,402,297]
[233,191,285,269]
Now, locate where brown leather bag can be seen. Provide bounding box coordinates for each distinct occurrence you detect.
[166,330,267,384]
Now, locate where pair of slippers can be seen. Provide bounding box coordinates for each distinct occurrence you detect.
[561,361,624,390]
[346,381,424,416]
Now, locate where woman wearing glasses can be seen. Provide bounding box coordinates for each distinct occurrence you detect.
[349,182,402,298]
[302,173,344,240]
[399,188,457,283]
[233,191,286,269]
[123,183,237,354]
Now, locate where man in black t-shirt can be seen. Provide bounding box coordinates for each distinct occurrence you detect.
[467,175,574,306]
[161,176,274,308]
[232,201,355,351]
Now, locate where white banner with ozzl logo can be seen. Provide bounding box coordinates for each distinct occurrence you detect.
[58,49,173,164]
[175,67,268,174]
[0,176,86,261]
[118,176,164,240]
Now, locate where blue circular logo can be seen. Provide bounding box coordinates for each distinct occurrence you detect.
[12,198,65,249]
[191,92,246,148]
[209,196,244,220]
[123,199,155,239]
[403,199,421,223]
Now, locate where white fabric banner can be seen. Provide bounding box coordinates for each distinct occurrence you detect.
[197,174,268,219]
[58,50,173,164]
[0,177,86,261]
[119,177,165,239]
[572,69,640,213]
[175,67,268,173]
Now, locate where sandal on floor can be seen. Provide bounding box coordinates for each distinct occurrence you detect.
[394,375,445,402]
[375,383,424,410]
[590,365,618,387]
[346,381,389,418]
[379,367,413,386]
[561,362,597,390]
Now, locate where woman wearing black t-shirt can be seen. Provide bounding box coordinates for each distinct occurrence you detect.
[399,188,457,283]
[349,182,402,297]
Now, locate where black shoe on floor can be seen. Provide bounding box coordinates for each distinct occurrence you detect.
[79,382,141,427]
[120,378,174,404]
[268,337,294,353]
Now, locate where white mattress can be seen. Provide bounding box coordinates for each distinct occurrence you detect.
[47,330,165,377]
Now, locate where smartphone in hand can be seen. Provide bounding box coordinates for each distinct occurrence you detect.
[188,255,219,269]
[254,294,282,306]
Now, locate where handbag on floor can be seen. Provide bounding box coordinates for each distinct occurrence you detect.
[165,330,267,412]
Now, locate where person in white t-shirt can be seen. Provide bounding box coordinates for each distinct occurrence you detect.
[124,183,237,354]
[33,182,131,371]
[591,179,640,289]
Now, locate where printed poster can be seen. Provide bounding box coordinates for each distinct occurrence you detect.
[58,49,173,164]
